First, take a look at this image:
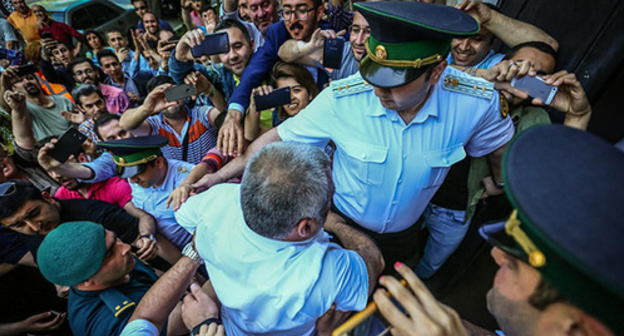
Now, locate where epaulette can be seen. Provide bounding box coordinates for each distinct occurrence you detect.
[331,75,373,98]
[99,288,136,318]
[442,73,494,100]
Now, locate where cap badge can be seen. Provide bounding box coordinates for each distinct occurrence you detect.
[375,45,387,60]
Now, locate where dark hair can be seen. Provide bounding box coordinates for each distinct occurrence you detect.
[130,0,147,6]
[146,75,175,93]
[200,5,216,15]
[528,277,568,311]
[503,41,558,63]
[0,180,44,221]
[215,19,251,43]
[69,57,95,75]
[270,62,318,120]
[94,113,120,141]
[96,49,119,66]
[106,29,124,38]
[72,84,105,106]
[84,30,107,49]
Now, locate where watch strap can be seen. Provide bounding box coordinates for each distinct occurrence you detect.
[191,317,221,336]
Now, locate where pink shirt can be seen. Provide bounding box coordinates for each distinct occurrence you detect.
[54,177,133,209]
[99,83,131,114]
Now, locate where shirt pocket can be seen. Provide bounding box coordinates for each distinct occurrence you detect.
[422,144,466,189]
[343,141,388,187]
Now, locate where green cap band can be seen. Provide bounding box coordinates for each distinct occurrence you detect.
[369,35,451,66]
[113,148,162,166]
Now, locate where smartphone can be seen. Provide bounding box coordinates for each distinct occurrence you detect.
[510,75,558,104]
[323,37,345,69]
[16,63,38,77]
[41,32,53,39]
[47,128,87,164]
[191,32,230,57]
[164,84,197,102]
[166,38,180,45]
[254,87,291,111]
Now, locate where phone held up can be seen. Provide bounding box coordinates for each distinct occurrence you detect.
[191,32,230,58]
[323,37,345,69]
[164,84,198,102]
[47,128,88,164]
[510,75,558,105]
[254,87,292,111]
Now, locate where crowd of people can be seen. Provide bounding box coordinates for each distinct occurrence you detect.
[0,0,622,335]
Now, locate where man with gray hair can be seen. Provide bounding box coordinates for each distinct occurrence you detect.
[175,142,383,336]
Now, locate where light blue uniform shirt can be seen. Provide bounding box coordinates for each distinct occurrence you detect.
[278,67,514,233]
[175,184,368,336]
[130,159,195,250]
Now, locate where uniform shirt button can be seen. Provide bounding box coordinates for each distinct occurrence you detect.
[362,154,367,159]
[398,179,402,184]
[386,220,390,224]
[392,201,398,205]
[402,155,407,159]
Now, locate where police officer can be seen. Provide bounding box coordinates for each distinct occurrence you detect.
[175,1,515,272]
[369,125,624,336]
[98,136,195,252]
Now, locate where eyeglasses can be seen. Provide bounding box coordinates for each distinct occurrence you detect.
[0,182,17,198]
[281,6,317,21]
[349,25,371,36]
[134,5,147,11]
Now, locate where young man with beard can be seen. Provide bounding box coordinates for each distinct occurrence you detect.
[371,125,624,336]
[277,10,370,80]
[218,0,332,157]
[67,58,131,115]
[169,19,254,108]
[120,76,220,165]
[0,66,73,140]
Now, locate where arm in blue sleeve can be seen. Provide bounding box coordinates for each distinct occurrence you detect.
[78,152,116,183]
[227,22,288,113]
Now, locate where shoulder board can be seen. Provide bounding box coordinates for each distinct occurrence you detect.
[99,288,136,318]
[331,75,373,98]
[442,73,494,100]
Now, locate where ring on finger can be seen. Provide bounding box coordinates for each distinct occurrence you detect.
[508,61,517,69]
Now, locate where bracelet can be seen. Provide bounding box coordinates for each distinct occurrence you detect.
[191,317,222,336]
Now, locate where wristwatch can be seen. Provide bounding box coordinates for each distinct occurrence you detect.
[182,242,204,265]
[139,234,157,243]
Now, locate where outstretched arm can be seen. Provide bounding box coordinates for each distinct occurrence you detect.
[457,1,559,51]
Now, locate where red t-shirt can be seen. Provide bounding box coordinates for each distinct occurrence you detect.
[39,19,83,47]
[54,177,133,209]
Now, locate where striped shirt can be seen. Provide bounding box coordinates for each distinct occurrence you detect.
[146,105,217,164]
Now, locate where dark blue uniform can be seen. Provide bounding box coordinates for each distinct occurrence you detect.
[67,257,159,336]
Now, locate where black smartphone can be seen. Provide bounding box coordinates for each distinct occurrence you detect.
[16,63,38,77]
[164,84,198,102]
[41,32,53,39]
[323,37,345,69]
[166,38,180,45]
[47,128,87,164]
[191,32,230,57]
[254,87,291,111]
[510,75,558,104]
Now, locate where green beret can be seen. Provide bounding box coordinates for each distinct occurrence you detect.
[37,221,107,287]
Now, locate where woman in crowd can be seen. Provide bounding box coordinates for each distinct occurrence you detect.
[245,63,319,141]
[84,30,113,67]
